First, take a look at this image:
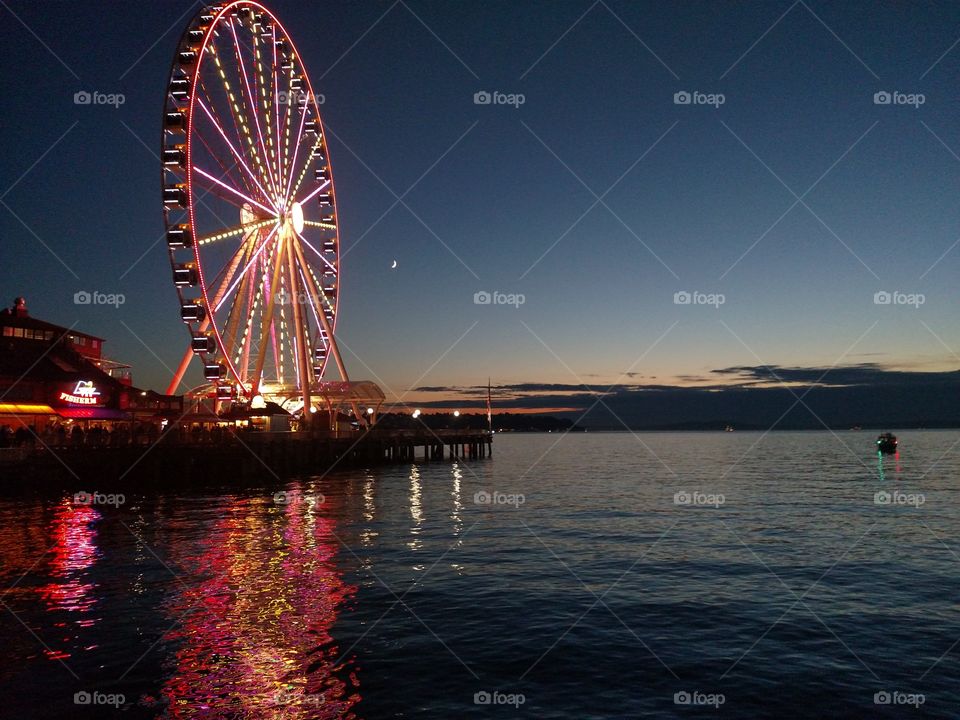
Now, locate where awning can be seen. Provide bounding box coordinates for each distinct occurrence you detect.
[0,403,57,415]
[56,408,133,420]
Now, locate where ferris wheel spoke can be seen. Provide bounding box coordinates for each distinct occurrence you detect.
[215,223,280,313]
[191,177,268,216]
[296,178,331,207]
[228,15,280,197]
[305,262,336,315]
[194,166,276,216]
[191,181,258,214]
[302,219,337,230]
[285,240,314,391]
[295,230,337,273]
[281,97,310,204]
[272,26,283,197]
[205,38,278,200]
[297,264,328,346]
[197,218,276,246]
[235,280,262,379]
[225,241,272,373]
[195,102,268,204]
[286,135,322,207]
[201,50,266,198]
[290,236,348,381]
[196,98,274,205]
[219,247,254,341]
[205,237,256,318]
[252,23,278,201]
[278,79,298,196]
[271,276,285,384]
[297,237,337,322]
[192,111,257,202]
[250,232,290,394]
[194,76,256,196]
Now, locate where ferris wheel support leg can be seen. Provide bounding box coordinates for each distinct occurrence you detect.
[285,240,312,419]
[290,238,350,382]
[250,234,289,396]
[166,346,195,396]
[166,314,214,395]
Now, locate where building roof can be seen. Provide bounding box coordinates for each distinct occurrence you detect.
[0,336,118,388]
[0,298,103,341]
[313,380,387,403]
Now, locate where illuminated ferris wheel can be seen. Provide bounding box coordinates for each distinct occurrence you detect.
[162,2,347,411]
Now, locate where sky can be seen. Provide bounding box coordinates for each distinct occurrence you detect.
[1,0,959,422]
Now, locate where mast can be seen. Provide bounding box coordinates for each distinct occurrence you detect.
[486,377,492,433]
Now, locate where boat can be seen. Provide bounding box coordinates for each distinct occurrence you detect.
[876,433,898,455]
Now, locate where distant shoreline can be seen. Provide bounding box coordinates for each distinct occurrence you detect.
[496,426,959,433]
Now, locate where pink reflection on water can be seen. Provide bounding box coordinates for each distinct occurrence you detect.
[152,488,360,719]
[30,500,102,660]
[35,501,100,609]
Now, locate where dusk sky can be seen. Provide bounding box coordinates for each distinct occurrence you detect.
[2,1,959,415]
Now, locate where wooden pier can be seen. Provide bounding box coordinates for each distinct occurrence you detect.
[0,428,493,488]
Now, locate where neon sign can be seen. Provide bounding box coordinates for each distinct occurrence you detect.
[60,381,101,406]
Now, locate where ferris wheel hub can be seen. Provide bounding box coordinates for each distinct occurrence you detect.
[290,201,304,234]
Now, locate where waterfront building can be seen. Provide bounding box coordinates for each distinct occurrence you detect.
[0,297,182,435]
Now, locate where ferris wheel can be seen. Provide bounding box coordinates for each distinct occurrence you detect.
[162,2,347,411]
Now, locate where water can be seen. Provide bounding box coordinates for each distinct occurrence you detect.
[0,431,957,718]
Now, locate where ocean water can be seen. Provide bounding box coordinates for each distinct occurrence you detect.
[0,431,957,718]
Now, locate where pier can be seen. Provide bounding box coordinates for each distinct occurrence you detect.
[0,428,493,487]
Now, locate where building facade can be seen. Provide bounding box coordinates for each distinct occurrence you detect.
[0,297,182,432]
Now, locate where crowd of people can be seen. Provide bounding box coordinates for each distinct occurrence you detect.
[0,422,167,449]
[0,420,343,450]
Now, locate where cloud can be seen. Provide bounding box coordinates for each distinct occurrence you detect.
[713,364,960,387]
[409,364,960,428]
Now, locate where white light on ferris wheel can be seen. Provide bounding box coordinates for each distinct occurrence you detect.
[291,201,304,234]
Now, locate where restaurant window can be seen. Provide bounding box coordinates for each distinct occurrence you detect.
[2,326,12,336]
[13,328,23,338]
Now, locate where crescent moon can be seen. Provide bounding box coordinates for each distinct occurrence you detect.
[391,260,398,269]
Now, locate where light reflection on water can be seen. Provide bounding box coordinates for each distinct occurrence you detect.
[408,465,424,555]
[38,502,102,654]
[148,488,359,719]
[0,431,958,718]
[0,484,361,719]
